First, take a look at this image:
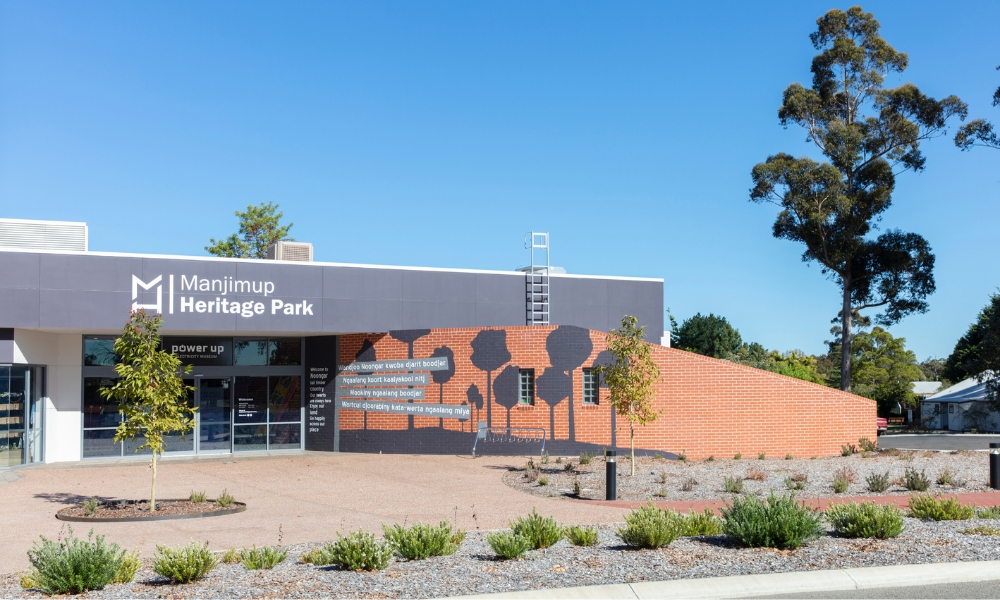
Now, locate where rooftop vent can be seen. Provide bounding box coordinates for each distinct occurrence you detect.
[266,240,313,262]
[0,218,88,252]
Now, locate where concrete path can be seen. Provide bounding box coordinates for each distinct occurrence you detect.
[0,452,626,572]
[880,434,1000,451]
[451,561,1000,599]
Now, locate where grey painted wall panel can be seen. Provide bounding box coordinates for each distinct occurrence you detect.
[0,253,40,289]
[401,300,477,329]
[474,302,525,327]
[39,290,131,329]
[401,270,478,303]
[475,273,523,305]
[324,267,403,300]
[40,254,142,292]
[0,250,662,335]
[0,288,40,327]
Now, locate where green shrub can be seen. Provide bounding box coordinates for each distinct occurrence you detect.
[865,471,891,493]
[706,455,715,462]
[825,502,905,539]
[26,528,128,594]
[724,476,744,494]
[734,452,742,460]
[299,548,323,564]
[960,524,1000,535]
[902,468,931,492]
[936,468,955,486]
[240,546,287,570]
[832,473,850,494]
[19,570,40,590]
[758,453,766,460]
[681,477,697,492]
[311,531,393,571]
[785,477,806,491]
[721,492,824,549]
[573,480,583,497]
[908,494,974,521]
[488,531,532,559]
[840,444,853,457]
[221,547,240,564]
[152,542,217,583]
[541,451,550,464]
[510,509,563,549]
[565,525,599,546]
[216,489,235,508]
[679,508,723,536]
[82,497,100,516]
[189,490,207,503]
[678,450,687,462]
[114,550,141,584]
[579,451,595,465]
[977,506,1000,519]
[616,503,685,549]
[858,437,876,452]
[382,520,464,560]
[653,452,663,460]
[537,476,549,486]
[785,454,793,460]
[563,461,576,472]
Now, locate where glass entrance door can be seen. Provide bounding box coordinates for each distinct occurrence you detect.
[1,366,43,467]
[197,378,231,453]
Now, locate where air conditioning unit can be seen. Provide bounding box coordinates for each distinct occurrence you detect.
[266,241,313,262]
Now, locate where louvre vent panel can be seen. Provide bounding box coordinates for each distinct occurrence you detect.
[0,219,88,251]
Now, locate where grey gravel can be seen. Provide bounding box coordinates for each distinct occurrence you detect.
[504,450,990,501]
[4,517,1000,598]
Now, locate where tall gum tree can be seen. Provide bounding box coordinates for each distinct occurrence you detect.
[749,6,967,392]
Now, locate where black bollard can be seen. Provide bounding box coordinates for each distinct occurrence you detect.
[606,450,617,501]
[991,443,1000,490]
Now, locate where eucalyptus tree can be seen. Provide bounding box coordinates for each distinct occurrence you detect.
[955,66,1000,151]
[750,6,967,392]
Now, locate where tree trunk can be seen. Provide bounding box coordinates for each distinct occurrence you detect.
[840,283,853,392]
[630,423,635,476]
[150,451,158,512]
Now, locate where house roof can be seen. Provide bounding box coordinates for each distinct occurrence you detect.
[927,378,991,402]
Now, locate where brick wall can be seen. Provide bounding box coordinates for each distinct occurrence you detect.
[337,326,876,458]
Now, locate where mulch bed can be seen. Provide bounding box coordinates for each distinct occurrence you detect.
[58,500,242,521]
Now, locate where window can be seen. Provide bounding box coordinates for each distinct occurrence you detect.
[269,338,302,365]
[84,337,117,366]
[582,368,599,405]
[519,369,535,405]
[234,340,269,365]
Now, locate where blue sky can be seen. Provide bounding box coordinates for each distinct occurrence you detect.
[1,1,997,361]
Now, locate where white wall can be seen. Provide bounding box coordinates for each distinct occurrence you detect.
[14,330,82,463]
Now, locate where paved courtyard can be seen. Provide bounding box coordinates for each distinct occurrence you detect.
[0,452,626,573]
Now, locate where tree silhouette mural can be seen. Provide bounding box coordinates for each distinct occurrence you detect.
[466,384,484,432]
[355,340,376,430]
[592,349,615,449]
[493,365,520,429]
[535,367,571,441]
[469,330,511,428]
[389,330,431,430]
[430,346,455,428]
[546,326,593,441]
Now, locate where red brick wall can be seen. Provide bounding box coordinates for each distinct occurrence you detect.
[338,326,876,458]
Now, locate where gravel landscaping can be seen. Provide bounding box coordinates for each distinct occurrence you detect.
[502,450,992,501]
[4,517,1000,598]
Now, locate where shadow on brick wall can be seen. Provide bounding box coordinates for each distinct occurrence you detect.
[338,427,678,459]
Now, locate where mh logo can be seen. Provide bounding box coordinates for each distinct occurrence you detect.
[132,274,163,314]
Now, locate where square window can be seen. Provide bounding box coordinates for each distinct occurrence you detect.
[84,337,117,366]
[519,369,535,405]
[269,338,302,365]
[582,368,599,405]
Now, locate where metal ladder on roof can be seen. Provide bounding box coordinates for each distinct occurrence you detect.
[524,232,550,326]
